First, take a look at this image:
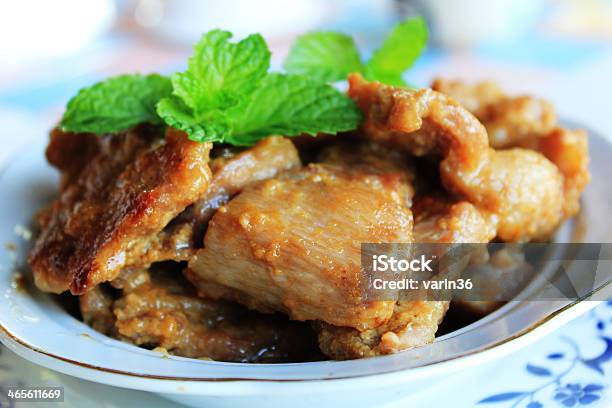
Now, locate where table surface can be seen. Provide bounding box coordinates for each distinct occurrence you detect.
[1,15,611,407]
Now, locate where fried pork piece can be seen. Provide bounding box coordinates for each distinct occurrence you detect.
[313,194,496,360]
[431,78,557,148]
[432,79,590,219]
[187,163,414,331]
[107,266,321,362]
[193,136,301,228]
[29,127,212,294]
[517,128,590,218]
[318,140,416,207]
[314,301,448,359]
[412,196,496,244]
[349,74,565,242]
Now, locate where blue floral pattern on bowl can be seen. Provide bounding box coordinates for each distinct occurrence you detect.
[478,301,612,407]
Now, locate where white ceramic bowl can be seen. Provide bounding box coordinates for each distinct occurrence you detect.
[0,125,610,408]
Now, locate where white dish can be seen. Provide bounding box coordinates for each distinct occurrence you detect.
[0,125,610,408]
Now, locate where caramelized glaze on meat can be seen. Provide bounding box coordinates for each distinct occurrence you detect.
[35,72,592,363]
[187,163,413,330]
[431,78,557,148]
[432,78,590,220]
[349,74,565,242]
[312,193,494,360]
[30,127,212,294]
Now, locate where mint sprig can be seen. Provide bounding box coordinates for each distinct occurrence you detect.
[228,73,361,146]
[60,74,171,135]
[60,29,361,145]
[156,30,270,142]
[284,17,428,87]
[364,18,428,86]
[283,32,364,83]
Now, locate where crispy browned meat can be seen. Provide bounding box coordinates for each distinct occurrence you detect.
[187,163,413,331]
[431,78,557,148]
[518,128,590,218]
[29,127,212,294]
[105,267,321,362]
[432,79,590,219]
[314,301,448,359]
[193,136,301,230]
[349,74,565,242]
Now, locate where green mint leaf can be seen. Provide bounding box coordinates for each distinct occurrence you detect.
[171,29,270,115]
[159,29,271,141]
[284,32,363,83]
[227,73,362,146]
[60,74,171,134]
[364,17,427,85]
[156,97,230,142]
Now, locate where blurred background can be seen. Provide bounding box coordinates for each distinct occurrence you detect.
[0,0,611,159]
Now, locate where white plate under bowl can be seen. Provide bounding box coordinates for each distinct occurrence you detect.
[0,124,611,408]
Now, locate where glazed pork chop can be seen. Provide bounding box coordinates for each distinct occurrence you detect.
[431,78,557,148]
[349,74,567,242]
[30,128,302,295]
[30,127,212,294]
[187,163,414,331]
[431,78,590,219]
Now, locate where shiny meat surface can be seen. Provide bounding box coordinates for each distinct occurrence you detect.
[349,74,565,242]
[187,163,414,331]
[431,78,557,148]
[193,136,301,229]
[432,78,590,219]
[30,127,212,294]
[35,71,593,362]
